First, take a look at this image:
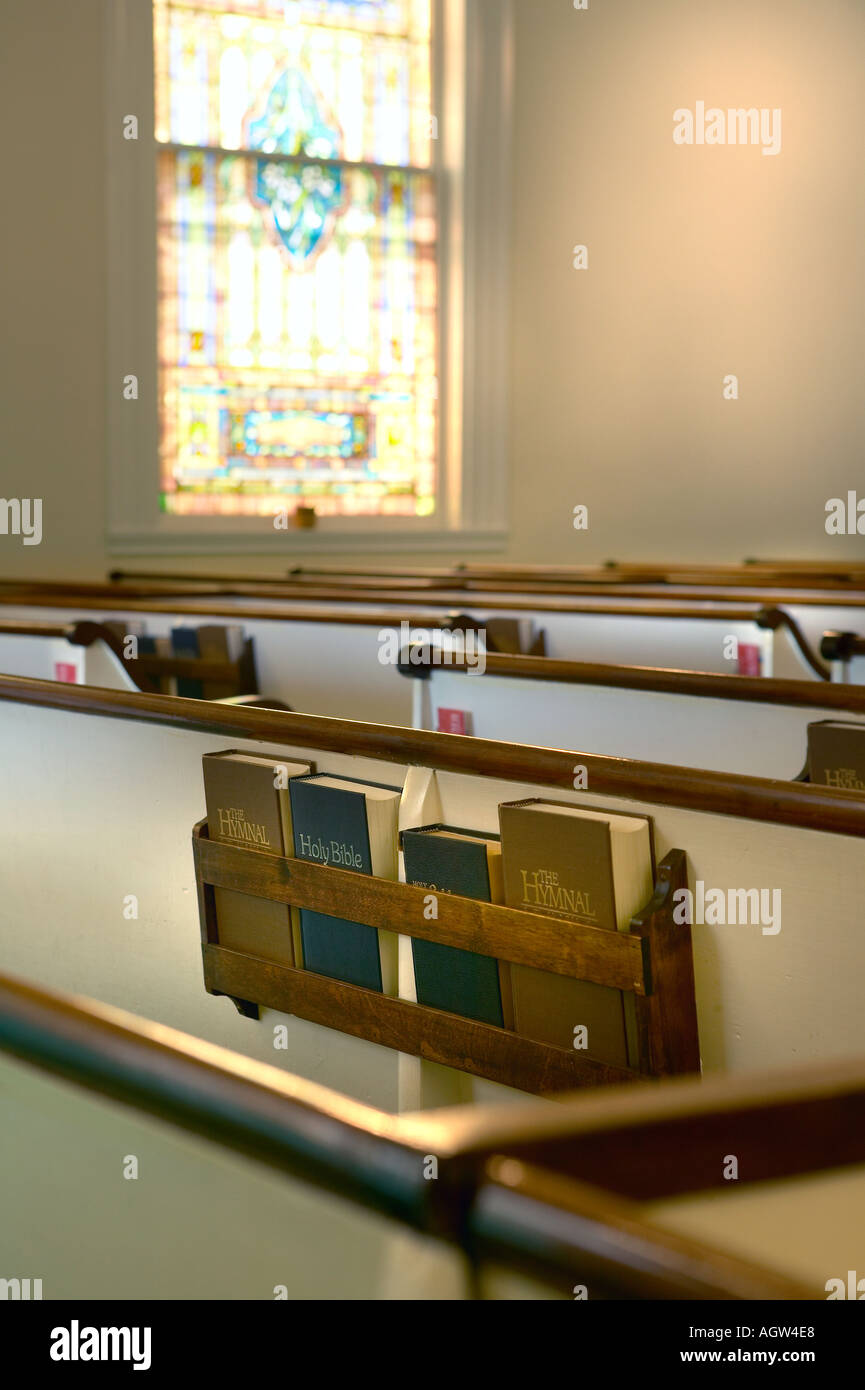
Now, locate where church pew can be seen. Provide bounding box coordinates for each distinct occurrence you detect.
[101,564,865,625]
[0,587,830,710]
[108,567,865,683]
[104,567,865,680]
[104,562,865,611]
[4,970,841,1301]
[1,674,864,1116]
[403,651,865,778]
[460,560,865,590]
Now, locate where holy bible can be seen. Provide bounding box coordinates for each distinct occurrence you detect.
[202,750,312,966]
[498,799,653,1067]
[289,774,401,993]
[401,824,513,1028]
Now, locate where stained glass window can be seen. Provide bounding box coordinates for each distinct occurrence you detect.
[154,0,437,519]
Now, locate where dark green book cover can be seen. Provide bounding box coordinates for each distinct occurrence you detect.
[289,774,399,992]
[402,825,506,1028]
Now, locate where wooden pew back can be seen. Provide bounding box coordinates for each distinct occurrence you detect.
[0,677,863,1106]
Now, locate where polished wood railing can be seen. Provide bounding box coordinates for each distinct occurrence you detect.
[106,561,865,593]
[400,650,861,708]
[1,672,864,835]
[0,970,825,1298]
[0,581,832,677]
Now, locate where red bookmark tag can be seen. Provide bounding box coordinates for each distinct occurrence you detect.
[737,643,762,676]
[437,708,472,735]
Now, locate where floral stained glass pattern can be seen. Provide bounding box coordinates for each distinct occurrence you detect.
[154,0,437,518]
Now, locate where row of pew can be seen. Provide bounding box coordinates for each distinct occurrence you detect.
[3,561,865,1297]
[4,570,865,683]
[2,589,865,778]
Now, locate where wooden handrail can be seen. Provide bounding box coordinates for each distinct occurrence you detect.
[410,1051,865,1208]
[0,970,816,1298]
[400,650,854,708]
[755,606,830,679]
[458,582,865,607]
[103,567,865,609]
[110,561,865,584]
[744,558,865,575]
[462,561,865,585]
[3,587,836,683]
[0,618,74,639]
[0,579,837,640]
[471,1158,810,1299]
[0,970,432,1231]
[107,565,662,586]
[0,577,771,612]
[1,671,865,834]
[108,567,454,590]
[0,617,130,648]
[0,587,472,628]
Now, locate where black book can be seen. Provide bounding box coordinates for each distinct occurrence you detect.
[401,824,513,1028]
[289,774,401,992]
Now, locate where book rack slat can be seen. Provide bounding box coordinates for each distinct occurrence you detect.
[203,945,634,1094]
[194,827,650,993]
[192,822,699,1096]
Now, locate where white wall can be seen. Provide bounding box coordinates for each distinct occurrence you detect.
[1,0,863,580]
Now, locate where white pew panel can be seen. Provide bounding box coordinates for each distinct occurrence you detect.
[413,668,862,778]
[0,696,863,1100]
[0,633,137,690]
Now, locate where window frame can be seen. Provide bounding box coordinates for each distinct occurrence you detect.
[106,0,512,555]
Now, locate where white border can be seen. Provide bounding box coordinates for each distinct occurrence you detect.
[106,0,513,555]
